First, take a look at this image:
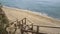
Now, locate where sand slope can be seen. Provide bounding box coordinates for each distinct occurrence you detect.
[2,6,60,34]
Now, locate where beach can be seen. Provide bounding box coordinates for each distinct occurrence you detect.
[2,6,60,34]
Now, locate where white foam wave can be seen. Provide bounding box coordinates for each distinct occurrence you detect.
[28,11,52,18]
[30,11,60,21]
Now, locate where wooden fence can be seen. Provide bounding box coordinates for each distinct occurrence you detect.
[6,18,60,34]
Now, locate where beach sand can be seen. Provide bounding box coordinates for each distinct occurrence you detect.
[2,6,60,34]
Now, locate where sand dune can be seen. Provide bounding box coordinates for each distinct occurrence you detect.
[2,6,60,34]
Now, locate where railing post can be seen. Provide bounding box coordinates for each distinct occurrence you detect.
[21,27,23,34]
[23,18,26,29]
[25,18,26,25]
[31,24,33,34]
[13,24,17,34]
[21,18,27,34]
[22,20,23,25]
[21,20,24,34]
[18,21,21,29]
[36,26,39,34]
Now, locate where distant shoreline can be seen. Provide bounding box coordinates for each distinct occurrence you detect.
[3,6,60,21]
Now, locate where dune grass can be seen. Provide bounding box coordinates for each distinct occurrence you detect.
[0,4,9,34]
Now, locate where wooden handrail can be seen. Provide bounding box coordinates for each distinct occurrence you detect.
[6,18,60,34]
[20,23,60,29]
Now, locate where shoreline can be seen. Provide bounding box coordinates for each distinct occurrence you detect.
[3,6,60,21]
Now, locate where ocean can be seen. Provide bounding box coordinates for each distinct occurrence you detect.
[0,0,60,20]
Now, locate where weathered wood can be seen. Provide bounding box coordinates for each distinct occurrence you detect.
[33,25,60,29]
[31,24,33,30]
[36,26,39,34]
[5,18,60,34]
[13,24,17,34]
[22,29,45,34]
[25,18,26,24]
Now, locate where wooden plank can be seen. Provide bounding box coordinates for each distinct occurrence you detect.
[33,25,60,29]
[25,25,60,29]
[22,29,46,34]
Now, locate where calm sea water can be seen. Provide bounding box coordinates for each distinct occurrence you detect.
[0,0,60,19]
